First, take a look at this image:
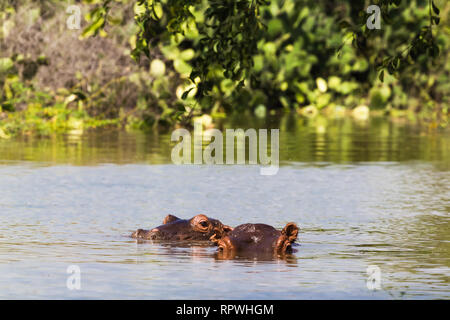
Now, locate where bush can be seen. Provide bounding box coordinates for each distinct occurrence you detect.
[0,0,448,137]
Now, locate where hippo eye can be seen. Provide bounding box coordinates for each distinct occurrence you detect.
[199,221,209,228]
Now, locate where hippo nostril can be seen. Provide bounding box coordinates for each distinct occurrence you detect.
[148,228,161,240]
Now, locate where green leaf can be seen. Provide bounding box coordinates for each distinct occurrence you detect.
[379,70,384,82]
[0,58,14,72]
[432,16,440,25]
[429,44,440,58]
[387,62,395,75]
[338,20,351,29]
[432,1,440,15]
[181,88,194,100]
[81,17,105,38]
[176,104,186,111]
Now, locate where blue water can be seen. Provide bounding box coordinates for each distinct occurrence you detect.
[0,116,448,299]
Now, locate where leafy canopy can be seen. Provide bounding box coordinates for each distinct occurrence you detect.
[83,0,443,100]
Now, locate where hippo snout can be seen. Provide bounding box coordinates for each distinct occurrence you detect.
[132,229,147,238]
[131,228,162,240]
[148,228,161,240]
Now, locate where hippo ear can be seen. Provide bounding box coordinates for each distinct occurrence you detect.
[209,227,234,253]
[209,225,230,244]
[163,215,180,224]
[281,222,299,243]
[209,227,221,244]
[276,223,299,254]
[223,225,233,234]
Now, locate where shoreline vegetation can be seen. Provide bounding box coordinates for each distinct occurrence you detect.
[0,1,449,139]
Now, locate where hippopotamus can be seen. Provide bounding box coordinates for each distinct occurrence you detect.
[131,214,232,241]
[210,222,299,259]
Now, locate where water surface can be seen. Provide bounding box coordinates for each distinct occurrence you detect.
[0,115,448,299]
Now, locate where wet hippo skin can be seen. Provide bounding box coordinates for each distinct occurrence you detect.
[131,214,233,241]
[210,222,299,259]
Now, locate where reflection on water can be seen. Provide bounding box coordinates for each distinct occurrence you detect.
[213,248,299,262]
[130,240,299,263]
[0,115,448,299]
[0,115,448,167]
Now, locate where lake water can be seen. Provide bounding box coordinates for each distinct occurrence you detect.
[0,115,448,299]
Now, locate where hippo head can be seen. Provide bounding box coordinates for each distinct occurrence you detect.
[132,214,233,241]
[210,222,299,259]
